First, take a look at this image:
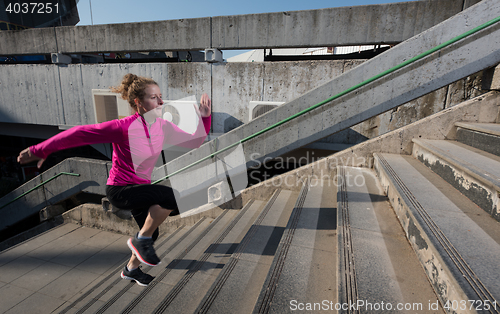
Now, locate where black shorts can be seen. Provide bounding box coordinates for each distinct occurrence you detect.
[105,184,179,242]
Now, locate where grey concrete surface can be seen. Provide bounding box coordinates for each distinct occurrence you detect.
[338,167,442,313]
[56,219,206,313]
[111,211,238,314]
[413,139,500,189]
[456,122,500,156]
[0,63,212,127]
[0,90,496,314]
[0,51,487,140]
[196,189,298,314]
[164,201,264,314]
[0,223,131,314]
[483,63,500,90]
[0,0,494,229]
[0,61,355,132]
[455,122,500,137]
[211,0,466,49]
[0,0,471,56]
[253,179,338,313]
[62,202,226,238]
[90,217,216,314]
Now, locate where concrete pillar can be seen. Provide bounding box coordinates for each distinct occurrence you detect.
[482,64,500,91]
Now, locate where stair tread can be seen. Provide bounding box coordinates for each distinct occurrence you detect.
[253,179,337,313]
[455,122,500,136]
[376,153,500,298]
[71,223,195,313]
[196,189,298,314]
[116,210,241,314]
[413,139,500,189]
[80,217,218,314]
[152,200,266,314]
[338,167,442,311]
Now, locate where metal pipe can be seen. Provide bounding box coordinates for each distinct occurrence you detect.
[0,172,80,209]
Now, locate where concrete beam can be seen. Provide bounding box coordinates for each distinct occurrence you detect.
[212,0,463,49]
[0,18,211,56]
[0,0,468,55]
[55,18,211,54]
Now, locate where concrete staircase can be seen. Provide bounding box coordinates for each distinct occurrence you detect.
[53,185,340,313]
[372,121,500,313]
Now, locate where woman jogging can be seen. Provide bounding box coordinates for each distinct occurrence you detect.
[17,73,211,286]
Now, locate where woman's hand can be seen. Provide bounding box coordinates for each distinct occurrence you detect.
[199,93,211,118]
[17,147,45,169]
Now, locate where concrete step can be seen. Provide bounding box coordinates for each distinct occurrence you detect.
[94,210,238,314]
[455,122,500,157]
[252,178,337,313]
[337,166,442,313]
[150,200,266,314]
[0,223,131,314]
[56,221,196,314]
[374,153,500,313]
[412,139,500,222]
[195,189,299,314]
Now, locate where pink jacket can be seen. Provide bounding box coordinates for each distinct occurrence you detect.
[30,112,211,186]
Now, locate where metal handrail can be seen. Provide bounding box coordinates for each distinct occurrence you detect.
[0,172,80,210]
[152,15,500,185]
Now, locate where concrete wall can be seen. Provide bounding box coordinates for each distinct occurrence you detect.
[0,63,211,127]
[0,58,490,145]
[211,60,366,133]
[0,60,362,133]
[330,70,486,145]
[0,0,485,137]
[0,0,478,55]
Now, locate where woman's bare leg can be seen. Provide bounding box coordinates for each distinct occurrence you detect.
[127,253,141,270]
[139,204,172,238]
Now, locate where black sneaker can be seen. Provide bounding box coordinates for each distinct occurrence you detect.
[127,233,161,266]
[121,266,154,286]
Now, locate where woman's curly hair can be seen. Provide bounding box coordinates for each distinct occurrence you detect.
[111,74,158,112]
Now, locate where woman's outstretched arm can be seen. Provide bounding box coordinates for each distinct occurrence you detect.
[17,119,124,168]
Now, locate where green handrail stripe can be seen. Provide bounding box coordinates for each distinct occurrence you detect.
[152,15,500,184]
[0,172,80,210]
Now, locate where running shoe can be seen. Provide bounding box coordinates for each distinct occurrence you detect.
[120,266,154,286]
[127,233,161,266]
